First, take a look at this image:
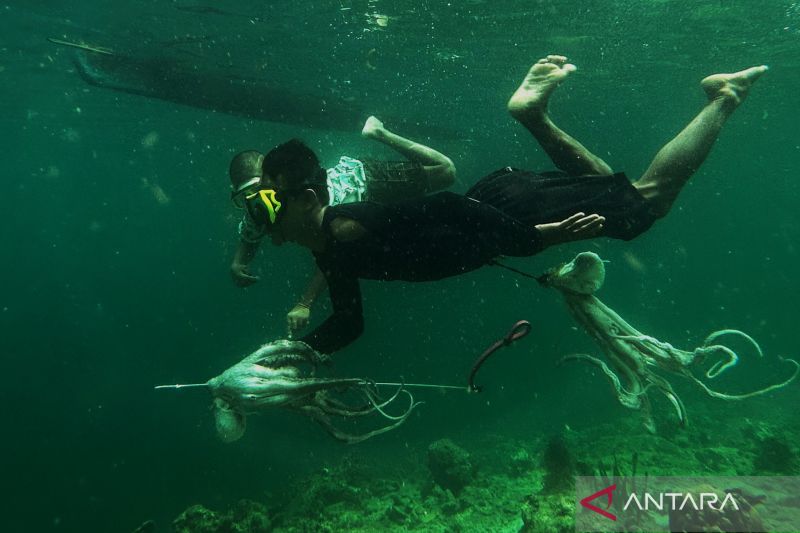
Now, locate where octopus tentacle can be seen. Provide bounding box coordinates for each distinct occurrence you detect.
[703,329,764,357]
[697,344,739,378]
[299,402,416,444]
[364,387,420,421]
[682,357,800,400]
[612,334,697,368]
[559,353,643,410]
[313,383,418,420]
[361,380,403,408]
[612,334,676,353]
[698,329,762,378]
[649,377,688,426]
[314,395,376,418]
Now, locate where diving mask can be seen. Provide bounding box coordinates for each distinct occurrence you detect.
[244,189,283,226]
[231,176,262,209]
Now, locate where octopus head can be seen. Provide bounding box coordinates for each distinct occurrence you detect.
[213,397,246,442]
[546,251,606,295]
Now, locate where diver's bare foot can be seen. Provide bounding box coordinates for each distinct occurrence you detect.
[701,65,768,106]
[361,116,385,140]
[508,55,577,121]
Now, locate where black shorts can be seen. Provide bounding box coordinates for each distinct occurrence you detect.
[361,159,428,203]
[466,168,658,241]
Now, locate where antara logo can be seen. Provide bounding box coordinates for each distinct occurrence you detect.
[580,484,617,521]
[580,484,741,521]
[623,491,740,512]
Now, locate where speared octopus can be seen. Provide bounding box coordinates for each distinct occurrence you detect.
[538,251,799,432]
[159,340,418,444]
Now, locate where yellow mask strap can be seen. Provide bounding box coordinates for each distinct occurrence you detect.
[246,189,282,224]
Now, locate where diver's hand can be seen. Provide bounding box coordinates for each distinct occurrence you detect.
[231,262,259,287]
[287,303,311,337]
[535,212,605,248]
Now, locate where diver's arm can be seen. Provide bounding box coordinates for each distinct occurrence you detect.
[300,266,328,307]
[231,212,265,287]
[230,239,261,287]
[299,270,363,353]
[287,266,329,335]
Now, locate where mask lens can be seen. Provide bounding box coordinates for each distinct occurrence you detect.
[231,192,247,209]
[230,176,262,210]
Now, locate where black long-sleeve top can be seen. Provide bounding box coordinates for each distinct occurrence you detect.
[299,191,543,353]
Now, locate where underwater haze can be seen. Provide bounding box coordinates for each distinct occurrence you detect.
[2,1,800,532]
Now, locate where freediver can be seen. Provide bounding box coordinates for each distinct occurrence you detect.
[234,54,767,354]
[229,116,456,335]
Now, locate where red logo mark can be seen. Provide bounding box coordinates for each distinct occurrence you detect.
[580,484,617,521]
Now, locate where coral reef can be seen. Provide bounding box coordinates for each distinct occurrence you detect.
[509,448,535,477]
[519,492,574,533]
[173,500,270,533]
[426,438,475,495]
[753,435,799,474]
[165,412,800,533]
[173,505,223,533]
[517,435,581,532]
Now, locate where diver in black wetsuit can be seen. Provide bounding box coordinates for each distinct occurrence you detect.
[237,55,768,354]
[230,116,457,337]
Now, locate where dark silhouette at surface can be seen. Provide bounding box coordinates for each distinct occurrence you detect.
[72,49,461,137]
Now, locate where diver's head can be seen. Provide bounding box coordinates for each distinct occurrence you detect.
[261,139,329,205]
[244,139,329,246]
[229,150,264,208]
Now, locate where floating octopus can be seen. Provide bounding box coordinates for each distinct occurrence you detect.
[157,340,418,444]
[538,251,799,432]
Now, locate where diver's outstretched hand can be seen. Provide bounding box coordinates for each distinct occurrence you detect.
[231,262,259,287]
[535,212,605,248]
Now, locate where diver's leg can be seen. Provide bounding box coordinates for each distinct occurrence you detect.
[508,55,613,177]
[633,65,768,217]
[362,116,456,191]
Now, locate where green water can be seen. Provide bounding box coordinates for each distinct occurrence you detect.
[2,1,800,531]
